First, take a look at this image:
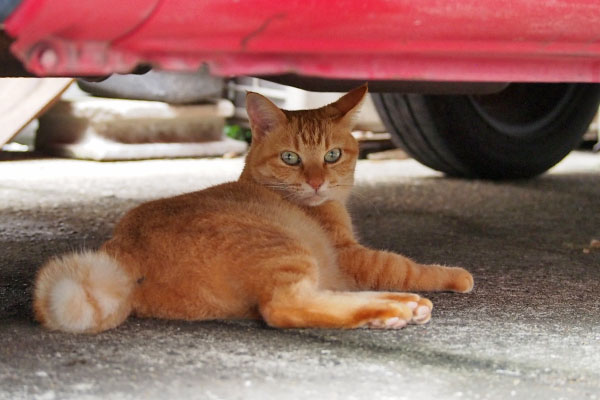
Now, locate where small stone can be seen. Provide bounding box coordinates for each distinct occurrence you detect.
[35,391,55,400]
[72,382,93,391]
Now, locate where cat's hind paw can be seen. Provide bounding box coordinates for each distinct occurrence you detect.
[361,294,433,329]
[366,317,408,329]
[408,297,433,324]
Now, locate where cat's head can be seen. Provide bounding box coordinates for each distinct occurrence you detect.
[241,85,367,207]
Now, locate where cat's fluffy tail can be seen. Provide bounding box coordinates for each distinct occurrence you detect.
[33,251,134,333]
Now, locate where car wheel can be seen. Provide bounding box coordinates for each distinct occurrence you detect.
[372,83,600,179]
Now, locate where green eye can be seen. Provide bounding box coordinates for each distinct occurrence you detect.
[324,148,342,163]
[281,151,301,165]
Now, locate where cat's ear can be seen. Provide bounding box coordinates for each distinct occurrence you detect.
[246,92,287,141]
[326,84,368,127]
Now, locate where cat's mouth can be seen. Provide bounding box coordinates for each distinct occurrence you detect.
[263,180,335,206]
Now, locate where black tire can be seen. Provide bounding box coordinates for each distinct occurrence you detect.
[372,83,600,179]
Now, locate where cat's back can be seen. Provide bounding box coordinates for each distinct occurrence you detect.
[106,180,337,286]
[112,180,316,239]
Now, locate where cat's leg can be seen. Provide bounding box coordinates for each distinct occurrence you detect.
[337,245,474,293]
[259,280,433,329]
[306,201,473,293]
[254,255,433,329]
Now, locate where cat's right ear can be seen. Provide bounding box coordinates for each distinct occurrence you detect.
[246,92,287,141]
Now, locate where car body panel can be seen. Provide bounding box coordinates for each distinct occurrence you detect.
[4,0,600,81]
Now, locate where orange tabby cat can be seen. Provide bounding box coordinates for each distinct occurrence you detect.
[33,85,473,333]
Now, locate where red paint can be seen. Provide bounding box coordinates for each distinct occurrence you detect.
[5,0,600,82]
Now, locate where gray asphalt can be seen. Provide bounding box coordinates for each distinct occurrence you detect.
[1,151,599,400]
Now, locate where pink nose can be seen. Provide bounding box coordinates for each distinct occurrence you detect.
[307,177,324,191]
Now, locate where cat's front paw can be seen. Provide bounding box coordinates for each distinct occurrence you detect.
[449,267,474,293]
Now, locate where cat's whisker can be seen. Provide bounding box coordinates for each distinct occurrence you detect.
[348,191,368,201]
[265,185,303,197]
[263,182,299,189]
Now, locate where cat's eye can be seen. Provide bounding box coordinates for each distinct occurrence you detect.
[324,148,342,163]
[281,151,301,166]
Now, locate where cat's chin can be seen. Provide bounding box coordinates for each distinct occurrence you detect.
[301,194,328,207]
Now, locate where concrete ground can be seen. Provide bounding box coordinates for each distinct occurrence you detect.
[0,151,599,400]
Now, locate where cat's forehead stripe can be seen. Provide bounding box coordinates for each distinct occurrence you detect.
[293,116,328,147]
[324,132,332,150]
[292,126,301,149]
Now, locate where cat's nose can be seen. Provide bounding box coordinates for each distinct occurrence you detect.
[307,177,324,191]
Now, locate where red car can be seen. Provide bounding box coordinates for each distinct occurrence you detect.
[2,0,600,178]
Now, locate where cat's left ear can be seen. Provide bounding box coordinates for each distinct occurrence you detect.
[327,83,368,127]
